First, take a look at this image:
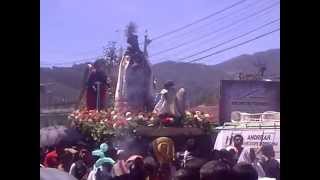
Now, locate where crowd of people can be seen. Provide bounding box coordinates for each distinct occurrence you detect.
[40,135,280,180]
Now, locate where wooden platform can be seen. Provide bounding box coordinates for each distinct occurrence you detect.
[134,127,206,137]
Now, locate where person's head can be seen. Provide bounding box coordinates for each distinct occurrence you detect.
[79,149,92,165]
[126,155,144,171]
[175,168,198,180]
[74,160,87,180]
[158,163,172,179]
[260,144,275,159]
[101,162,113,173]
[117,150,129,160]
[128,156,146,180]
[134,157,144,168]
[184,158,207,180]
[95,157,115,171]
[143,156,158,177]
[186,138,196,152]
[233,135,244,148]
[96,162,114,180]
[185,158,207,169]
[46,146,54,153]
[210,149,221,161]
[233,162,258,180]
[200,160,233,180]
[219,149,237,167]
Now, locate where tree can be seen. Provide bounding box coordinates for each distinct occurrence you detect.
[103,41,121,107]
[253,57,267,80]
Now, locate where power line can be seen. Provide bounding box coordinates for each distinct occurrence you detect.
[185,28,280,63]
[175,18,279,61]
[150,0,267,48]
[150,1,279,57]
[155,5,278,62]
[151,0,248,41]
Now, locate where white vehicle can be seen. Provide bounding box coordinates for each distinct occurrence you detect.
[214,111,280,160]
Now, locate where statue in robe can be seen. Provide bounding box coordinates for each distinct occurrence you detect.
[114,23,154,113]
[153,81,186,118]
[78,59,109,111]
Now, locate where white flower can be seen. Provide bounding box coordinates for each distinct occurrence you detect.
[111,111,116,115]
[113,123,117,128]
[204,114,210,118]
[125,112,132,117]
[112,115,118,120]
[160,89,168,95]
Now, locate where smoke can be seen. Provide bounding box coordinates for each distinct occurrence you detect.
[114,134,150,157]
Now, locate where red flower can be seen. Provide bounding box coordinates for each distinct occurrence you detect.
[162,117,174,125]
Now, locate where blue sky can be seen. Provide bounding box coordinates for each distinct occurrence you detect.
[40,0,279,67]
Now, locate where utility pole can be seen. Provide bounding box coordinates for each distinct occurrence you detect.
[143,30,152,58]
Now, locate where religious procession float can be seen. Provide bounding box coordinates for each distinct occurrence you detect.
[67,23,280,157]
[67,23,216,155]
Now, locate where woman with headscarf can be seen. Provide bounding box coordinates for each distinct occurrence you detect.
[111,150,130,180]
[238,147,266,177]
[126,155,146,180]
[152,137,176,180]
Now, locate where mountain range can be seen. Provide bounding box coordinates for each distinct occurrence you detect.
[40,48,280,107]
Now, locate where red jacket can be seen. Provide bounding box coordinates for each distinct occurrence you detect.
[44,150,59,168]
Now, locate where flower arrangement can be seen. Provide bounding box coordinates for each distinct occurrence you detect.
[68,109,217,143]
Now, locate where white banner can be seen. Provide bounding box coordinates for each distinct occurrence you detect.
[214,128,280,159]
